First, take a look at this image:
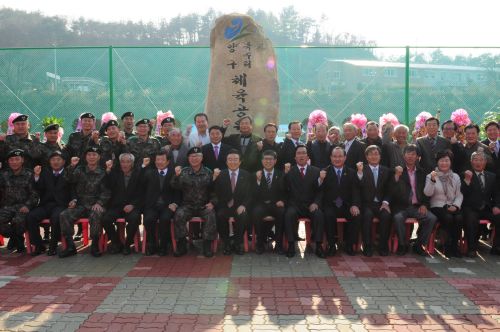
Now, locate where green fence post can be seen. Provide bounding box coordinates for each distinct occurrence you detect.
[404,46,410,125]
[109,46,114,113]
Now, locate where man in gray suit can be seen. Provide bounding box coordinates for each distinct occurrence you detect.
[167,128,189,168]
[416,117,451,173]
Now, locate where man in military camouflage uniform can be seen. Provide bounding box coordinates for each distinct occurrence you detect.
[64,112,99,163]
[59,146,111,258]
[99,120,127,169]
[64,112,99,240]
[39,123,66,167]
[4,114,43,169]
[0,149,39,252]
[126,118,161,168]
[156,117,175,147]
[171,146,219,257]
[121,112,136,139]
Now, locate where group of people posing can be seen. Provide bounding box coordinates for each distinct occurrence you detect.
[0,110,499,260]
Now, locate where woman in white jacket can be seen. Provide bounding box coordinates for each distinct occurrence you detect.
[424,150,463,258]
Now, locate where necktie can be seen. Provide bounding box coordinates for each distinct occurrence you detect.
[231,171,237,192]
[478,172,485,190]
[372,166,378,186]
[335,169,343,207]
[214,145,219,160]
[430,137,436,148]
[300,167,305,178]
[160,170,165,176]
[266,172,272,188]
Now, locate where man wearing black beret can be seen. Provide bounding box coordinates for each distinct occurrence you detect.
[126,119,161,168]
[0,149,39,253]
[4,114,43,169]
[121,112,135,139]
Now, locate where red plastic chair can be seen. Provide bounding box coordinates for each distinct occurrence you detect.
[25,219,53,254]
[99,218,141,253]
[459,219,494,254]
[61,218,89,250]
[170,217,218,253]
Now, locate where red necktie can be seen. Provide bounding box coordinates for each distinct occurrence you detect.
[300,167,305,178]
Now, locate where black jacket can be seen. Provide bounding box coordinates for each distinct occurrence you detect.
[201,142,231,170]
[222,133,262,172]
[214,168,253,209]
[105,168,143,209]
[34,168,71,207]
[142,166,181,209]
[307,140,332,169]
[321,165,361,208]
[358,164,391,206]
[278,138,303,169]
[389,166,429,213]
[461,170,500,210]
[343,139,367,170]
[253,168,286,204]
[285,165,322,210]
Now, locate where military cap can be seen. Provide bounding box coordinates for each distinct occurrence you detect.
[44,123,60,132]
[135,118,151,126]
[12,114,28,123]
[48,150,64,159]
[187,146,203,156]
[85,146,101,154]
[7,149,24,159]
[80,112,95,120]
[161,117,175,126]
[105,120,119,130]
[121,112,134,120]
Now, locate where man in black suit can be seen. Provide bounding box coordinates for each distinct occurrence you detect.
[390,145,437,256]
[440,120,466,174]
[284,144,326,258]
[214,149,252,255]
[252,150,286,255]
[102,153,143,255]
[202,125,230,171]
[361,121,383,148]
[321,147,362,256]
[258,123,283,167]
[222,116,262,172]
[357,145,392,256]
[463,124,494,173]
[482,121,500,187]
[279,121,304,169]
[342,123,366,170]
[141,148,181,256]
[416,117,451,174]
[462,151,500,257]
[307,123,332,169]
[27,151,71,256]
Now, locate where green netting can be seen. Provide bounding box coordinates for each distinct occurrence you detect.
[1,46,499,140]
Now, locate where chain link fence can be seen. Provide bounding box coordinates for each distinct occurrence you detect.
[1,46,499,140]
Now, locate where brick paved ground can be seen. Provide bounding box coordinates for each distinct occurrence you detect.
[1,236,500,331]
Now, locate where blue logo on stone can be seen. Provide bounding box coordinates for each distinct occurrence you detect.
[224,18,243,40]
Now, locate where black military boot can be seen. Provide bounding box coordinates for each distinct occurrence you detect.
[90,237,101,257]
[16,235,26,253]
[122,237,133,255]
[203,240,213,258]
[174,238,188,257]
[108,234,123,255]
[59,236,77,258]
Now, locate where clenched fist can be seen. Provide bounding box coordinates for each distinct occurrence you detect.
[33,165,42,176]
[395,166,403,177]
[430,170,438,182]
[142,157,150,168]
[91,130,100,142]
[256,170,262,182]
[284,163,291,174]
[319,170,327,180]
[175,166,182,176]
[105,160,113,172]
[223,118,231,128]
[256,141,263,151]
[464,170,473,182]
[213,168,221,180]
[356,162,364,173]
[71,157,80,167]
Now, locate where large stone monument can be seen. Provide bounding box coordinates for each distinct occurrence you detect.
[205,14,279,134]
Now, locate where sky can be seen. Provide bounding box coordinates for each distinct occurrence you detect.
[2,0,500,49]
